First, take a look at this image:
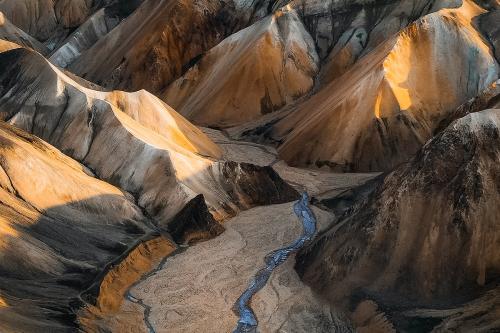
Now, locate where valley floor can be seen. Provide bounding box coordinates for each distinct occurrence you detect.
[78,135,379,333]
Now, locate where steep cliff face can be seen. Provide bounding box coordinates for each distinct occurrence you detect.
[477,4,500,62]
[254,0,498,172]
[0,121,154,333]
[163,7,319,127]
[297,108,500,329]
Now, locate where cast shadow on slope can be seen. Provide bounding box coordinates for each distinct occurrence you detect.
[0,194,155,333]
[0,169,299,333]
[0,111,298,333]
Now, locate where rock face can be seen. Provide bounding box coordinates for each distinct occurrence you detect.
[0,43,298,227]
[0,12,48,53]
[477,4,500,62]
[163,7,319,127]
[248,0,498,172]
[297,108,500,329]
[166,194,223,244]
[0,121,153,333]
[49,0,144,68]
[0,0,141,51]
[67,0,273,94]
[284,0,462,80]
[0,0,93,47]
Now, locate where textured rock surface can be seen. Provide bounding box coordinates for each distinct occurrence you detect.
[0,44,297,227]
[477,5,500,62]
[49,0,143,68]
[68,0,273,93]
[0,121,153,333]
[246,1,498,172]
[297,109,500,329]
[0,12,48,53]
[163,7,319,127]
[0,0,93,47]
[287,0,462,80]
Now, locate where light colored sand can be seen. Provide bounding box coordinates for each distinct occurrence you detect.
[124,202,352,333]
[272,161,379,198]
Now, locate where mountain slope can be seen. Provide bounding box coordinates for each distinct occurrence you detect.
[297,108,500,330]
[161,0,463,128]
[0,121,154,333]
[245,1,498,172]
[0,0,94,47]
[163,7,319,127]
[68,0,273,93]
[49,0,144,68]
[0,12,48,53]
[0,43,297,231]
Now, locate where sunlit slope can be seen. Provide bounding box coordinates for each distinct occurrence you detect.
[163,8,319,128]
[0,42,296,226]
[68,0,273,93]
[0,121,152,333]
[272,1,498,171]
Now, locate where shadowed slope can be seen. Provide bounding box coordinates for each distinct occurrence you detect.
[0,12,48,53]
[0,121,155,333]
[297,108,500,330]
[0,44,297,227]
[68,0,274,93]
[0,0,94,47]
[49,0,144,68]
[163,7,319,127]
[250,1,498,172]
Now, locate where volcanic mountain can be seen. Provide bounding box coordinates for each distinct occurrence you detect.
[0,0,498,332]
[297,107,500,331]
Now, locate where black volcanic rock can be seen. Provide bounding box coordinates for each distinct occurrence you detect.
[221,161,300,208]
[166,194,224,244]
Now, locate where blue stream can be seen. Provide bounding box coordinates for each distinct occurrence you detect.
[233,192,317,333]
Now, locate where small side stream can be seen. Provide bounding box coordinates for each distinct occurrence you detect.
[124,246,188,333]
[233,192,317,333]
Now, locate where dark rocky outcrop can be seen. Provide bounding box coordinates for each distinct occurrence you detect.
[165,194,224,244]
[297,108,500,329]
[221,161,300,207]
[0,121,154,333]
[68,0,274,93]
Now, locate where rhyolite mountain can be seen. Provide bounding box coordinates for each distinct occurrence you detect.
[0,0,499,332]
[297,107,500,331]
